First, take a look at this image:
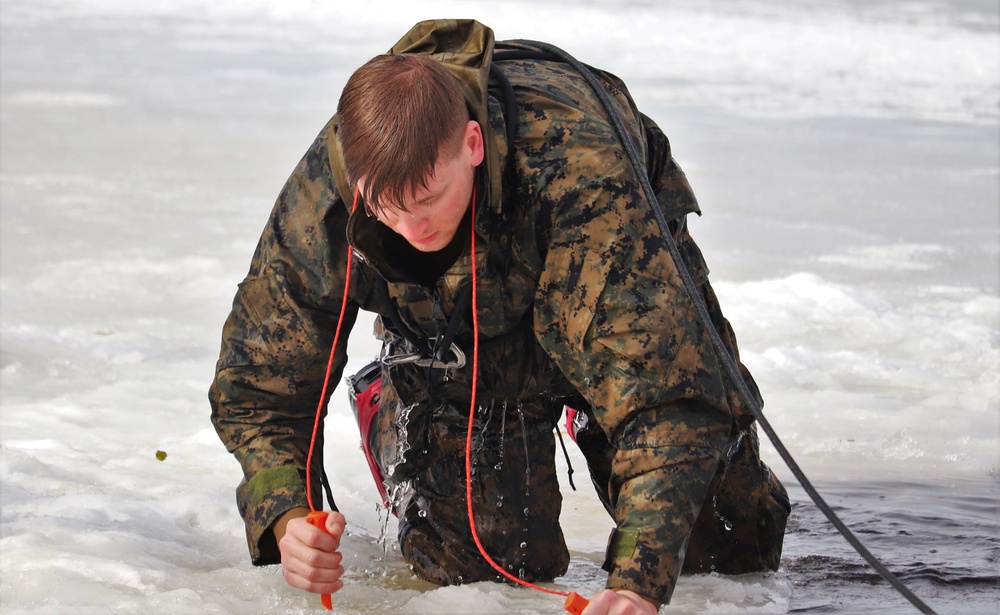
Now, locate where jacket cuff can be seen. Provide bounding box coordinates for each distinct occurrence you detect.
[236,466,309,566]
[603,527,677,606]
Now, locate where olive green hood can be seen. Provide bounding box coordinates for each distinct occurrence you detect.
[326,19,503,218]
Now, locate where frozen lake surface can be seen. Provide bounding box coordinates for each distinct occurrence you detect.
[2,0,998,612]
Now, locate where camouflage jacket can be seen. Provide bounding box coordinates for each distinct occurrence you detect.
[211,19,756,604]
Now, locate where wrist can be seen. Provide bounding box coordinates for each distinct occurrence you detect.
[613,588,660,611]
[271,506,310,543]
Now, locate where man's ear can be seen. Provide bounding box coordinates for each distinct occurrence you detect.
[466,120,485,166]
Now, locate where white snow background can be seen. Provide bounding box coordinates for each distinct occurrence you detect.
[2,0,998,613]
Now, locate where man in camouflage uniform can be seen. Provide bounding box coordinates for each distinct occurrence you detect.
[210,19,789,612]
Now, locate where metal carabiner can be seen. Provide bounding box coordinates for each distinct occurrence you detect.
[380,342,466,370]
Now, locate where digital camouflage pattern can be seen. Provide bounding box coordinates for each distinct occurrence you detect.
[210,19,789,605]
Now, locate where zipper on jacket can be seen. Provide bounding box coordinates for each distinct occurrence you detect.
[431,288,447,361]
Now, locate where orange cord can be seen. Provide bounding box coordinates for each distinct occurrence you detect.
[305,188,360,513]
[463,187,582,608]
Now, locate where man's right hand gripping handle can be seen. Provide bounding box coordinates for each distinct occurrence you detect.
[275,507,346,610]
[306,512,334,610]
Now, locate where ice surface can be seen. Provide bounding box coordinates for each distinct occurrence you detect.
[2,0,997,613]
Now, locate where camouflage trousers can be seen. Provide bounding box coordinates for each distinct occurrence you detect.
[684,428,790,574]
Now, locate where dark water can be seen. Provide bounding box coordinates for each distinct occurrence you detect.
[781,480,1000,613]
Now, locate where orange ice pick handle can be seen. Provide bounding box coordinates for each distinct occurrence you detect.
[564,591,589,614]
[305,511,333,610]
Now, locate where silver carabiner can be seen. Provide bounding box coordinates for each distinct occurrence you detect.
[380,351,422,366]
[380,342,466,370]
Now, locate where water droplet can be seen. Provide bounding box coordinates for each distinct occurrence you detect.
[496,501,503,508]
[495,463,502,471]
[418,509,427,518]
[523,508,529,515]
[520,542,527,549]
[724,520,733,531]
[518,567,525,579]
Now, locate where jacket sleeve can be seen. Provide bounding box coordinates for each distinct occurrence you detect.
[526,78,739,604]
[209,121,360,565]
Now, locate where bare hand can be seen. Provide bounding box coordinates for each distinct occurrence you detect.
[582,589,659,614]
[275,507,347,596]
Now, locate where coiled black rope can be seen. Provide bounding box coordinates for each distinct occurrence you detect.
[510,39,937,615]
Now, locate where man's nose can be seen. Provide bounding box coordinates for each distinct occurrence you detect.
[398,212,429,238]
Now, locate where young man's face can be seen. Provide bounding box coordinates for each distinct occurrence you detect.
[364,121,484,253]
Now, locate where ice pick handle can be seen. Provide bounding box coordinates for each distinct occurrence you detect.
[564,591,589,614]
[305,511,333,610]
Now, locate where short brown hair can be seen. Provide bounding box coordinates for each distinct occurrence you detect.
[337,53,469,214]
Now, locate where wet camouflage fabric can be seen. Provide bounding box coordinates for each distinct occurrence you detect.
[370,347,572,584]
[209,19,788,605]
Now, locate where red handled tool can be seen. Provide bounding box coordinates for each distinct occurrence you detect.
[305,511,334,610]
[563,591,589,614]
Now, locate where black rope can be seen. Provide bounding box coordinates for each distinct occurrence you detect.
[438,283,473,361]
[320,465,338,512]
[508,39,937,615]
[488,61,519,148]
[553,425,577,491]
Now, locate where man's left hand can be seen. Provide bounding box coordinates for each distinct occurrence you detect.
[582,589,659,614]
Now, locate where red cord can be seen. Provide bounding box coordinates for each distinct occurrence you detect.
[306,188,360,512]
[463,186,569,599]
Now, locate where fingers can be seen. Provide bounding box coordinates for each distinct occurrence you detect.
[325,511,347,538]
[282,556,345,595]
[278,515,347,595]
[284,515,342,551]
